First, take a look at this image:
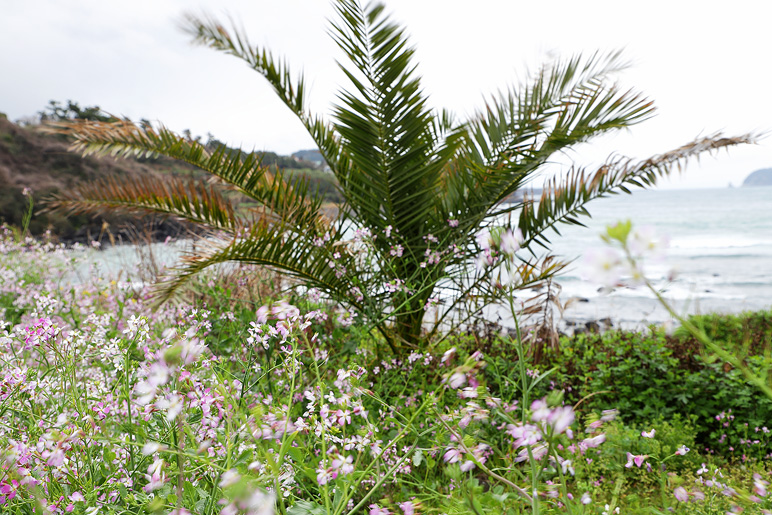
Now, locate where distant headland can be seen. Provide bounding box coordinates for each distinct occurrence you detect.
[742,168,772,187]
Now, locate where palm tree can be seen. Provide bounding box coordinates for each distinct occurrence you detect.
[45,0,753,353]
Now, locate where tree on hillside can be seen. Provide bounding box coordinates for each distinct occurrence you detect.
[39,100,116,123]
[44,0,754,352]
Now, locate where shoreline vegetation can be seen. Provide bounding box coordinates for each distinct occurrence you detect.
[1,228,771,514]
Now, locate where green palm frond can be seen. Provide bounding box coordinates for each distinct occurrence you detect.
[457,52,654,213]
[180,14,348,179]
[519,133,757,249]
[43,120,326,230]
[329,0,446,243]
[43,173,241,233]
[154,221,357,306]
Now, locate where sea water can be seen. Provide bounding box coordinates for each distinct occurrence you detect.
[80,187,771,329]
[547,186,772,328]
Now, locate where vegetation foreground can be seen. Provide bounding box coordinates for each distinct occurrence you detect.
[1,229,771,515]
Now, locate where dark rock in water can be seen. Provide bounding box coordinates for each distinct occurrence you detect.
[577,297,590,303]
[585,321,600,333]
[704,289,712,293]
[599,317,613,327]
[713,273,720,277]
[742,168,772,187]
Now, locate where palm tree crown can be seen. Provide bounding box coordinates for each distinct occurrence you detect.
[45,0,754,352]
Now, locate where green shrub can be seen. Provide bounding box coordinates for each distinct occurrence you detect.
[534,316,772,460]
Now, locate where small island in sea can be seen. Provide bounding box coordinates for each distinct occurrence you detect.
[742,167,772,186]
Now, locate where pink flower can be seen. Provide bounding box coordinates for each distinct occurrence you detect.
[507,423,542,447]
[753,473,769,497]
[673,487,689,502]
[443,448,461,464]
[459,460,475,472]
[581,492,591,505]
[475,229,492,251]
[399,501,416,515]
[641,429,656,438]
[448,372,466,389]
[369,505,391,515]
[499,228,522,256]
[581,434,606,449]
[548,406,575,435]
[530,399,551,422]
[675,445,690,456]
[625,452,648,468]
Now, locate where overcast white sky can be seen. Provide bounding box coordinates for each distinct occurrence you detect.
[2,0,770,189]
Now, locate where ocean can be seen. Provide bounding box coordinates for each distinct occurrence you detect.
[545,186,772,329]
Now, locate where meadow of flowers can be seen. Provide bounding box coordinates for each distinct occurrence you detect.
[1,226,771,515]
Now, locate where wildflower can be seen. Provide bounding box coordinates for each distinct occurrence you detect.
[141,442,166,455]
[641,429,656,438]
[625,452,648,468]
[629,225,668,257]
[475,229,492,251]
[370,505,391,515]
[443,448,461,464]
[448,219,459,227]
[515,443,548,462]
[581,434,606,449]
[583,247,625,288]
[530,399,551,422]
[144,459,166,492]
[507,423,542,447]
[399,500,416,515]
[459,387,478,399]
[441,347,456,365]
[581,492,591,505]
[673,487,689,502]
[448,372,466,389]
[499,228,522,257]
[219,469,241,488]
[602,504,620,515]
[753,473,769,497]
[459,460,475,472]
[600,409,619,422]
[675,445,690,456]
[547,406,575,435]
[156,393,184,421]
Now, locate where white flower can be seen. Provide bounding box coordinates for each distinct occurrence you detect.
[156,393,183,421]
[499,228,522,257]
[548,406,575,435]
[475,229,492,251]
[581,492,591,505]
[142,442,166,455]
[675,445,690,456]
[629,225,668,257]
[219,469,242,488]
[583,247,625,287]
